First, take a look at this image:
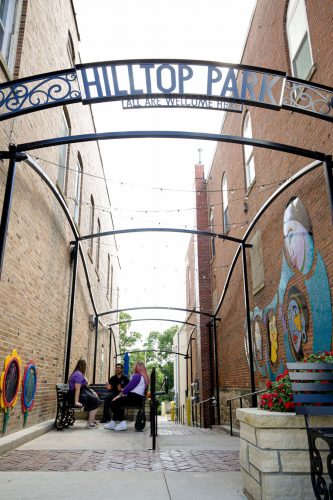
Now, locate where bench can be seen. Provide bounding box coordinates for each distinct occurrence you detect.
[287,362,333,499]
[55,383,78,430]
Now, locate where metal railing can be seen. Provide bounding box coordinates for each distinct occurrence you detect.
[175,403,185,424]
[191,396,217,429]
[149,368,169,450]
[227,389,266,436]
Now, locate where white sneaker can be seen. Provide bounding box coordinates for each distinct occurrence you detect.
[104,420,116,430]
[114,420,127,431]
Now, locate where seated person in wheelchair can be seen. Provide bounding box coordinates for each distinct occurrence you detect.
[104,361,149,432]
[68,358,101,429]
[100,362,130,423]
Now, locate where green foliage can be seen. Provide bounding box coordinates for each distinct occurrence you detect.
[143,325,178,401]
[118,311,142,353]
[118,315,177,401]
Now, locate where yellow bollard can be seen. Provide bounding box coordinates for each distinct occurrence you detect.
[170,401,175,422]
[186,397,191,426]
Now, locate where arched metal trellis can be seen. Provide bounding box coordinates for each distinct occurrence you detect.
[0,60,332,420]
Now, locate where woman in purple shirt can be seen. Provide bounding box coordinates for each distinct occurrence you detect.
[104,361,149,431]
[68,359,101,429]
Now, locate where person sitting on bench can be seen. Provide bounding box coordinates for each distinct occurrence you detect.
[100,363,130,423]
[68,358,101,429]
[104,361,149,431]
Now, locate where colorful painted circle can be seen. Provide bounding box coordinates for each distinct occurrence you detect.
[283,198,314,275]
[3,358,20,407]
[23,364,37,410]
[287,285,308,360]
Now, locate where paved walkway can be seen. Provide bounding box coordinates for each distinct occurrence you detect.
[0,417,245,499]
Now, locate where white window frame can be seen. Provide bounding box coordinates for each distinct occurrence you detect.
[88,195,95,256]
[286,0,314,80]
[73,159,82,225]
[58,111,70,192]
[0,0,20,72]
[222,173,229,234]
[96,218,101,273]
[243,112,255,190]
[209,208,215,259]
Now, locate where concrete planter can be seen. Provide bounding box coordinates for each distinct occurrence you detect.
[237,407,330,500]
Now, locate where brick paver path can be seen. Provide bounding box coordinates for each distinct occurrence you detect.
[0,420,239,472]
[0,449,239,472]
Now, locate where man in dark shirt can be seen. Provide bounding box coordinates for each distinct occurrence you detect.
[100,363,130,423]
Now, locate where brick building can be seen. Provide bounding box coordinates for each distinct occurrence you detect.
[0,0,119,434]
[181,0,333,425]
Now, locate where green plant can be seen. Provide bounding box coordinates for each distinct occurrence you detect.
[303,351,333,363]
[259,352,333,412]
[259,369,294,412]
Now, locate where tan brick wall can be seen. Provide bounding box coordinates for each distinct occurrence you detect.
[0,0,119,435]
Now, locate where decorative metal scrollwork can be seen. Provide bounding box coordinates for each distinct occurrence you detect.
[283,80,333,119]
[308,431,333,499]
[0,71,81,119]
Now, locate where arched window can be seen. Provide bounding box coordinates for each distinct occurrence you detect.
[286,0,313,79]
[73,157,82,225]
[58,108,70,192]
[222,173,229,234]
[209,207,215,259]
[96,218,101,273]
[243,112,255,189]
[88,195,95,256]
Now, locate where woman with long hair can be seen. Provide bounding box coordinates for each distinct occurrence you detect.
[68,359,101,429]
[104,361,149,431]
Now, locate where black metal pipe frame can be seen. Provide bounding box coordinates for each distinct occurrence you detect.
[241,242,257,406]
[0,129,329,412]
[116,349,189,358]
[98,306,214,319]
[0,146,27,278]
[93,318,99,384]
[64,241,79,383]
[213,317,221,425]
[324,155,333,224]
[12,131,326,162]
[109,318,196,328]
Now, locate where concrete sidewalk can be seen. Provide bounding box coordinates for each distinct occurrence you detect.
[0,417,245,500]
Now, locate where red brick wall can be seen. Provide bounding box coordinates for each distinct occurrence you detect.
[190,0,333,423]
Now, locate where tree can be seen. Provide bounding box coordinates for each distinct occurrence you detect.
[118,312,142,353]
[144,325,178,399]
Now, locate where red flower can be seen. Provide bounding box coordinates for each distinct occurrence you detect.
[284,401,294,409]
[266,381,272,389]
[268,401,273,408]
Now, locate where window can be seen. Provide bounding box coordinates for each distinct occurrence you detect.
[67,31,75,65]
[209,207,215,259]
[0,0,19,71]
[88,195,95,256]
[96,218,101,273]
[287,0,313,79]
[222,173,229,234]
[58,110,70,192]
[73,159,82,225]
[243,112,255,189]
[107,261,113,304]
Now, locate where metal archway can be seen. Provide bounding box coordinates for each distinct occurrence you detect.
[0,63,332,407]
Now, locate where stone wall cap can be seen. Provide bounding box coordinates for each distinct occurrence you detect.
[236,408,305,428]
[237,407,333,428]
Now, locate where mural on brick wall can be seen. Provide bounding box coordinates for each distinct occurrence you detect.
[0,349,21,433]
[245,197,332,380]
[22,361,37,427]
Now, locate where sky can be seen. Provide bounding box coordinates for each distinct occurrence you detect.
[73,0,256,337]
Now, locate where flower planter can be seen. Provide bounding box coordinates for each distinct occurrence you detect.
[237,408,330,500]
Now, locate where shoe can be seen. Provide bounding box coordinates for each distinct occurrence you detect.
[104,420,116,430]
[86,422,98,429]
[114,421,127,431]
